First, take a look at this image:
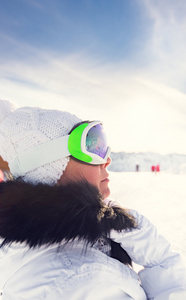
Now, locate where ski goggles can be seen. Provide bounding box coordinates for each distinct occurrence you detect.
[68,121,111,164]
[10,121,111,177]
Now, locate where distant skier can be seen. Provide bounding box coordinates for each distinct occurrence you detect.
[151,165,155,172]
[136,164,139,172]
[156,164,160,172]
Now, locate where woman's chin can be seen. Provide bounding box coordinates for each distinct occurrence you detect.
[101,186,111,200]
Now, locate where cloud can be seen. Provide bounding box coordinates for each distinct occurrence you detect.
[0,43,186,154]
[1,0,186,154]
[138,0,186,92]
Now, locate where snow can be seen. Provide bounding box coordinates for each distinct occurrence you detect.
[109,152,186,173]
[109,171,186,267]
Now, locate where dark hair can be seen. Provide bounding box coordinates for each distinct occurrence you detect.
[110,240,132,266]
[68,120,92,135]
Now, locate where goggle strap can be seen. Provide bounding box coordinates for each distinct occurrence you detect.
[9,135,70,177]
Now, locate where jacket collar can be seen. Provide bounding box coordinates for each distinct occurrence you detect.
[0,180,136,248]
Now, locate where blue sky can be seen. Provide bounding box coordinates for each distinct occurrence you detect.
[0,1,147,61]
[0,0,186,154]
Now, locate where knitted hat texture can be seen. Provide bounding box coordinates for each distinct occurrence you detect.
[0,103,81,185]
[0,99,17,123]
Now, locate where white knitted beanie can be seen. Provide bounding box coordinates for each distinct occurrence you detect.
[0,99,17,123]
[0,101,81,185]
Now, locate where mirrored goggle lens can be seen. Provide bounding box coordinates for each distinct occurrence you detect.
[86,124,108,159]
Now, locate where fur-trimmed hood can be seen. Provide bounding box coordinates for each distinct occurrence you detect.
[0,180,136,249]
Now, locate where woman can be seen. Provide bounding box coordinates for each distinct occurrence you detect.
[0,100,186,300]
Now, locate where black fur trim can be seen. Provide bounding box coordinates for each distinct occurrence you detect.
[0,180,136,248]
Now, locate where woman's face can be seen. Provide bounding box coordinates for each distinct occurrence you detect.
[58,157,111,199]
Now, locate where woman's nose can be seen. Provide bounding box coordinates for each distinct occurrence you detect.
[101,156,111,169]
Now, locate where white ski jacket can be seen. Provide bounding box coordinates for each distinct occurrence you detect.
[110,209,186,300]
[0,240,146,300]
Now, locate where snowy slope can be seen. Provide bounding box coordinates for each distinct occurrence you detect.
[109,152,186,173]
[109,171,186,267]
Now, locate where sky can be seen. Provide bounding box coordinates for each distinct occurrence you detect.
[0,0,186,154]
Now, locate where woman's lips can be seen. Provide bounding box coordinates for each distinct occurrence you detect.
[101,177,110,183]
